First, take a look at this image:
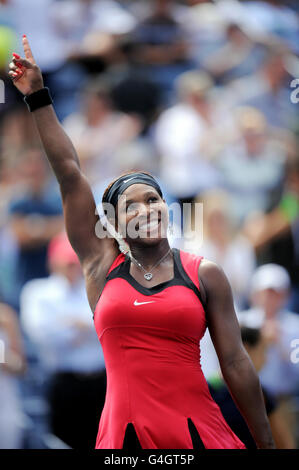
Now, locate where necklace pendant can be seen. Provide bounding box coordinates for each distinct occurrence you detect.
[144,273,153,281]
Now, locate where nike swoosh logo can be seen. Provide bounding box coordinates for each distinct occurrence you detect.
[123,177,136,184]
[134,300,155,306]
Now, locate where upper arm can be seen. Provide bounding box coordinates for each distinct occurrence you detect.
[59,169,117,265]
[198,260,246,370]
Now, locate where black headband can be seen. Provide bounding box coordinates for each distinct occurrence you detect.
[102,173,163,208]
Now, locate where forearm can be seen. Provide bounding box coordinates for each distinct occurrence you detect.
[32,104,82,186]
[221,355,275,449]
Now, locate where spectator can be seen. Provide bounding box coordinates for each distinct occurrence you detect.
[242,156,299,313]
[187,189,256,381]
[178,0,227,68]
[184,189,256,311]
[8,148,63,301]
[20,233,106,449]
[62,78,142,185]
[10,0,87,119]
[0,149,20,306]
[154,70,224,203]
[216,106,287,225]
[226,46,298,131]
[242,0,299,53]
[239,263,299,398]
[0,105,41,157]
[0,1,19,116]
[239,263,299,442]
[202,22,268,84]
[51,0,137,75]
[0,299,26,449]
[129,0,192,103]
[208,325,296,448]
[52,0,136,44]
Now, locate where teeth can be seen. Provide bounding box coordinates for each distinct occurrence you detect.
[139,221,160,230]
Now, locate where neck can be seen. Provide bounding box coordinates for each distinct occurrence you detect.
[129,239,171,269]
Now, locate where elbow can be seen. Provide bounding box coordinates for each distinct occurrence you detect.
[58,163,82,190]
[220,352,260,385]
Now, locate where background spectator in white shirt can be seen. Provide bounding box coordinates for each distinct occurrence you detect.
[154,70,225,202]
[215,106,287,225]
[239,263,299,442]
[20,233,106,449]
[0,300,26,449]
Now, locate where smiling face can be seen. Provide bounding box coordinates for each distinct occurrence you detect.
[116,183,169,247]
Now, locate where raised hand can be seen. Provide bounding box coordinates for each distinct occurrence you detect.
[8,35,44,96]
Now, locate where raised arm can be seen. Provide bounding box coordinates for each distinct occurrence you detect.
[9,37,118,308]
[198,260,275,449]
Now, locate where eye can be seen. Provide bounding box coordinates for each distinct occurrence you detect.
[148,196,158,203]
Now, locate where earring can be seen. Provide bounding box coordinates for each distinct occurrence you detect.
[117,234,129,255]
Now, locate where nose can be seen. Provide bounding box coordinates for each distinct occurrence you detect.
[137,203,149,218]
[127,202,149,221]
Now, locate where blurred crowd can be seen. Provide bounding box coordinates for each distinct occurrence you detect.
[0,0,299,449]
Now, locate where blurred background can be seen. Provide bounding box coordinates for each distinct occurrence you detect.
[0,0,298,450]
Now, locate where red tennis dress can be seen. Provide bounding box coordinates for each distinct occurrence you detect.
[93,248,246,449]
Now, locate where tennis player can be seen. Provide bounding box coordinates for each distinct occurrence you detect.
[8,36,275,449]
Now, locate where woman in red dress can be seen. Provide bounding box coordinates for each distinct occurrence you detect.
[9,37,275,449]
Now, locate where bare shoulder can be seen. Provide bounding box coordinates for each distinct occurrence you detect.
[197,259,233,309]
[198,258,228,289]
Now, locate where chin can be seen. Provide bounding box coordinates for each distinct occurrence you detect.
[128,234,167,247]
[142,236,165,246]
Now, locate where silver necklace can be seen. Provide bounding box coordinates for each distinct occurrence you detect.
[129,248,172,281]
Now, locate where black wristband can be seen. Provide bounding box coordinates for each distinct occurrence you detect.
[24,87,53,112]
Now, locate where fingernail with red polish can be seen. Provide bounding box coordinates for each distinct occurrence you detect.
[13,53,20,59]
[23,34,26,38]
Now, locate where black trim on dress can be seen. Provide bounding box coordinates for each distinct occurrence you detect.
[93,248,205,317]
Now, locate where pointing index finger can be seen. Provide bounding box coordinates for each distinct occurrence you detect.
[22,35,35,63]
